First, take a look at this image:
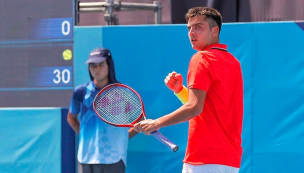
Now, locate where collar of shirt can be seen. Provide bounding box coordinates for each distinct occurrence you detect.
[204,43,227,51]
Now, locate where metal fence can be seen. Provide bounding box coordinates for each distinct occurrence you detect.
[75,0,162,25]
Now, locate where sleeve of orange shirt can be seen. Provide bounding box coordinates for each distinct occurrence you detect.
[174,52,212,104]
[187,51,212,92]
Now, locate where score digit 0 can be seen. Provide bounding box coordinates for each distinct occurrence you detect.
[62,20,71,36]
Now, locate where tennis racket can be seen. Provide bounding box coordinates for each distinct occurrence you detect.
[93,83,179,152]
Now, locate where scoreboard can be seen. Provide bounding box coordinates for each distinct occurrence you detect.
[0,0,75,107]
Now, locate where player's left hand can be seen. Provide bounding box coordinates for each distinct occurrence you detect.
[134,119,159,135]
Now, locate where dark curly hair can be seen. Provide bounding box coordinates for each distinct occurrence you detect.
[185,7,222,34]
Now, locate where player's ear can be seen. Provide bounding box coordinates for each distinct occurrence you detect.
[212,26,219,37]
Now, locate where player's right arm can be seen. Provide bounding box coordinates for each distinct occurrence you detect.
[67,111,80,134]
[164,71,188,104]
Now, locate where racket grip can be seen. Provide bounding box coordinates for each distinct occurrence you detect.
[150,131,179,152]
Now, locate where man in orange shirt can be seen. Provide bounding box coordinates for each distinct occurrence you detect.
[134,7,243,173]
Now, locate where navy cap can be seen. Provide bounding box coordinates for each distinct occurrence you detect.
[85,48,111,64]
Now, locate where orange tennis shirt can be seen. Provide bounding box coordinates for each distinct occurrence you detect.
[184,44,243,168]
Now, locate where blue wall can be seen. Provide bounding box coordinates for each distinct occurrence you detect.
[74,22,304,173]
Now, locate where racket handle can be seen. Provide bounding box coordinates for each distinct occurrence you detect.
[150,131,179,152]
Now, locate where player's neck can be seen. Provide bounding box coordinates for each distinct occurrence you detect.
[94,78,109,89]
[201,39,220,50]
[211,37,219,44]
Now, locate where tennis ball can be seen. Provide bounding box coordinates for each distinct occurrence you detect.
[62,49,72,61]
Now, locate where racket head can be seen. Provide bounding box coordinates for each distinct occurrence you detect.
[93,83,145,127]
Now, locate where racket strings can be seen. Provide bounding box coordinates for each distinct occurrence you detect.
[95,86,142,125]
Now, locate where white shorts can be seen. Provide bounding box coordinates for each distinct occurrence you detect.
[182,163,240,173]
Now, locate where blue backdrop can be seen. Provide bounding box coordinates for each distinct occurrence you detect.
[74,21,304,173]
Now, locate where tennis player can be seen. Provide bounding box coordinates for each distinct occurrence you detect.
[67,48,137,173]
[134,7,243,173]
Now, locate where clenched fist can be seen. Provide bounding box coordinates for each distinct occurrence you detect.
[164,71,183,93]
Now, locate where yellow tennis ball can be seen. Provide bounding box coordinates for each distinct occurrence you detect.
[62,49,72,61]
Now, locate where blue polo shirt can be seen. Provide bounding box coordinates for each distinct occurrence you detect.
[69,81,129,165]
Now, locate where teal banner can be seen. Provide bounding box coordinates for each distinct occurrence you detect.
[0,108,61,173]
